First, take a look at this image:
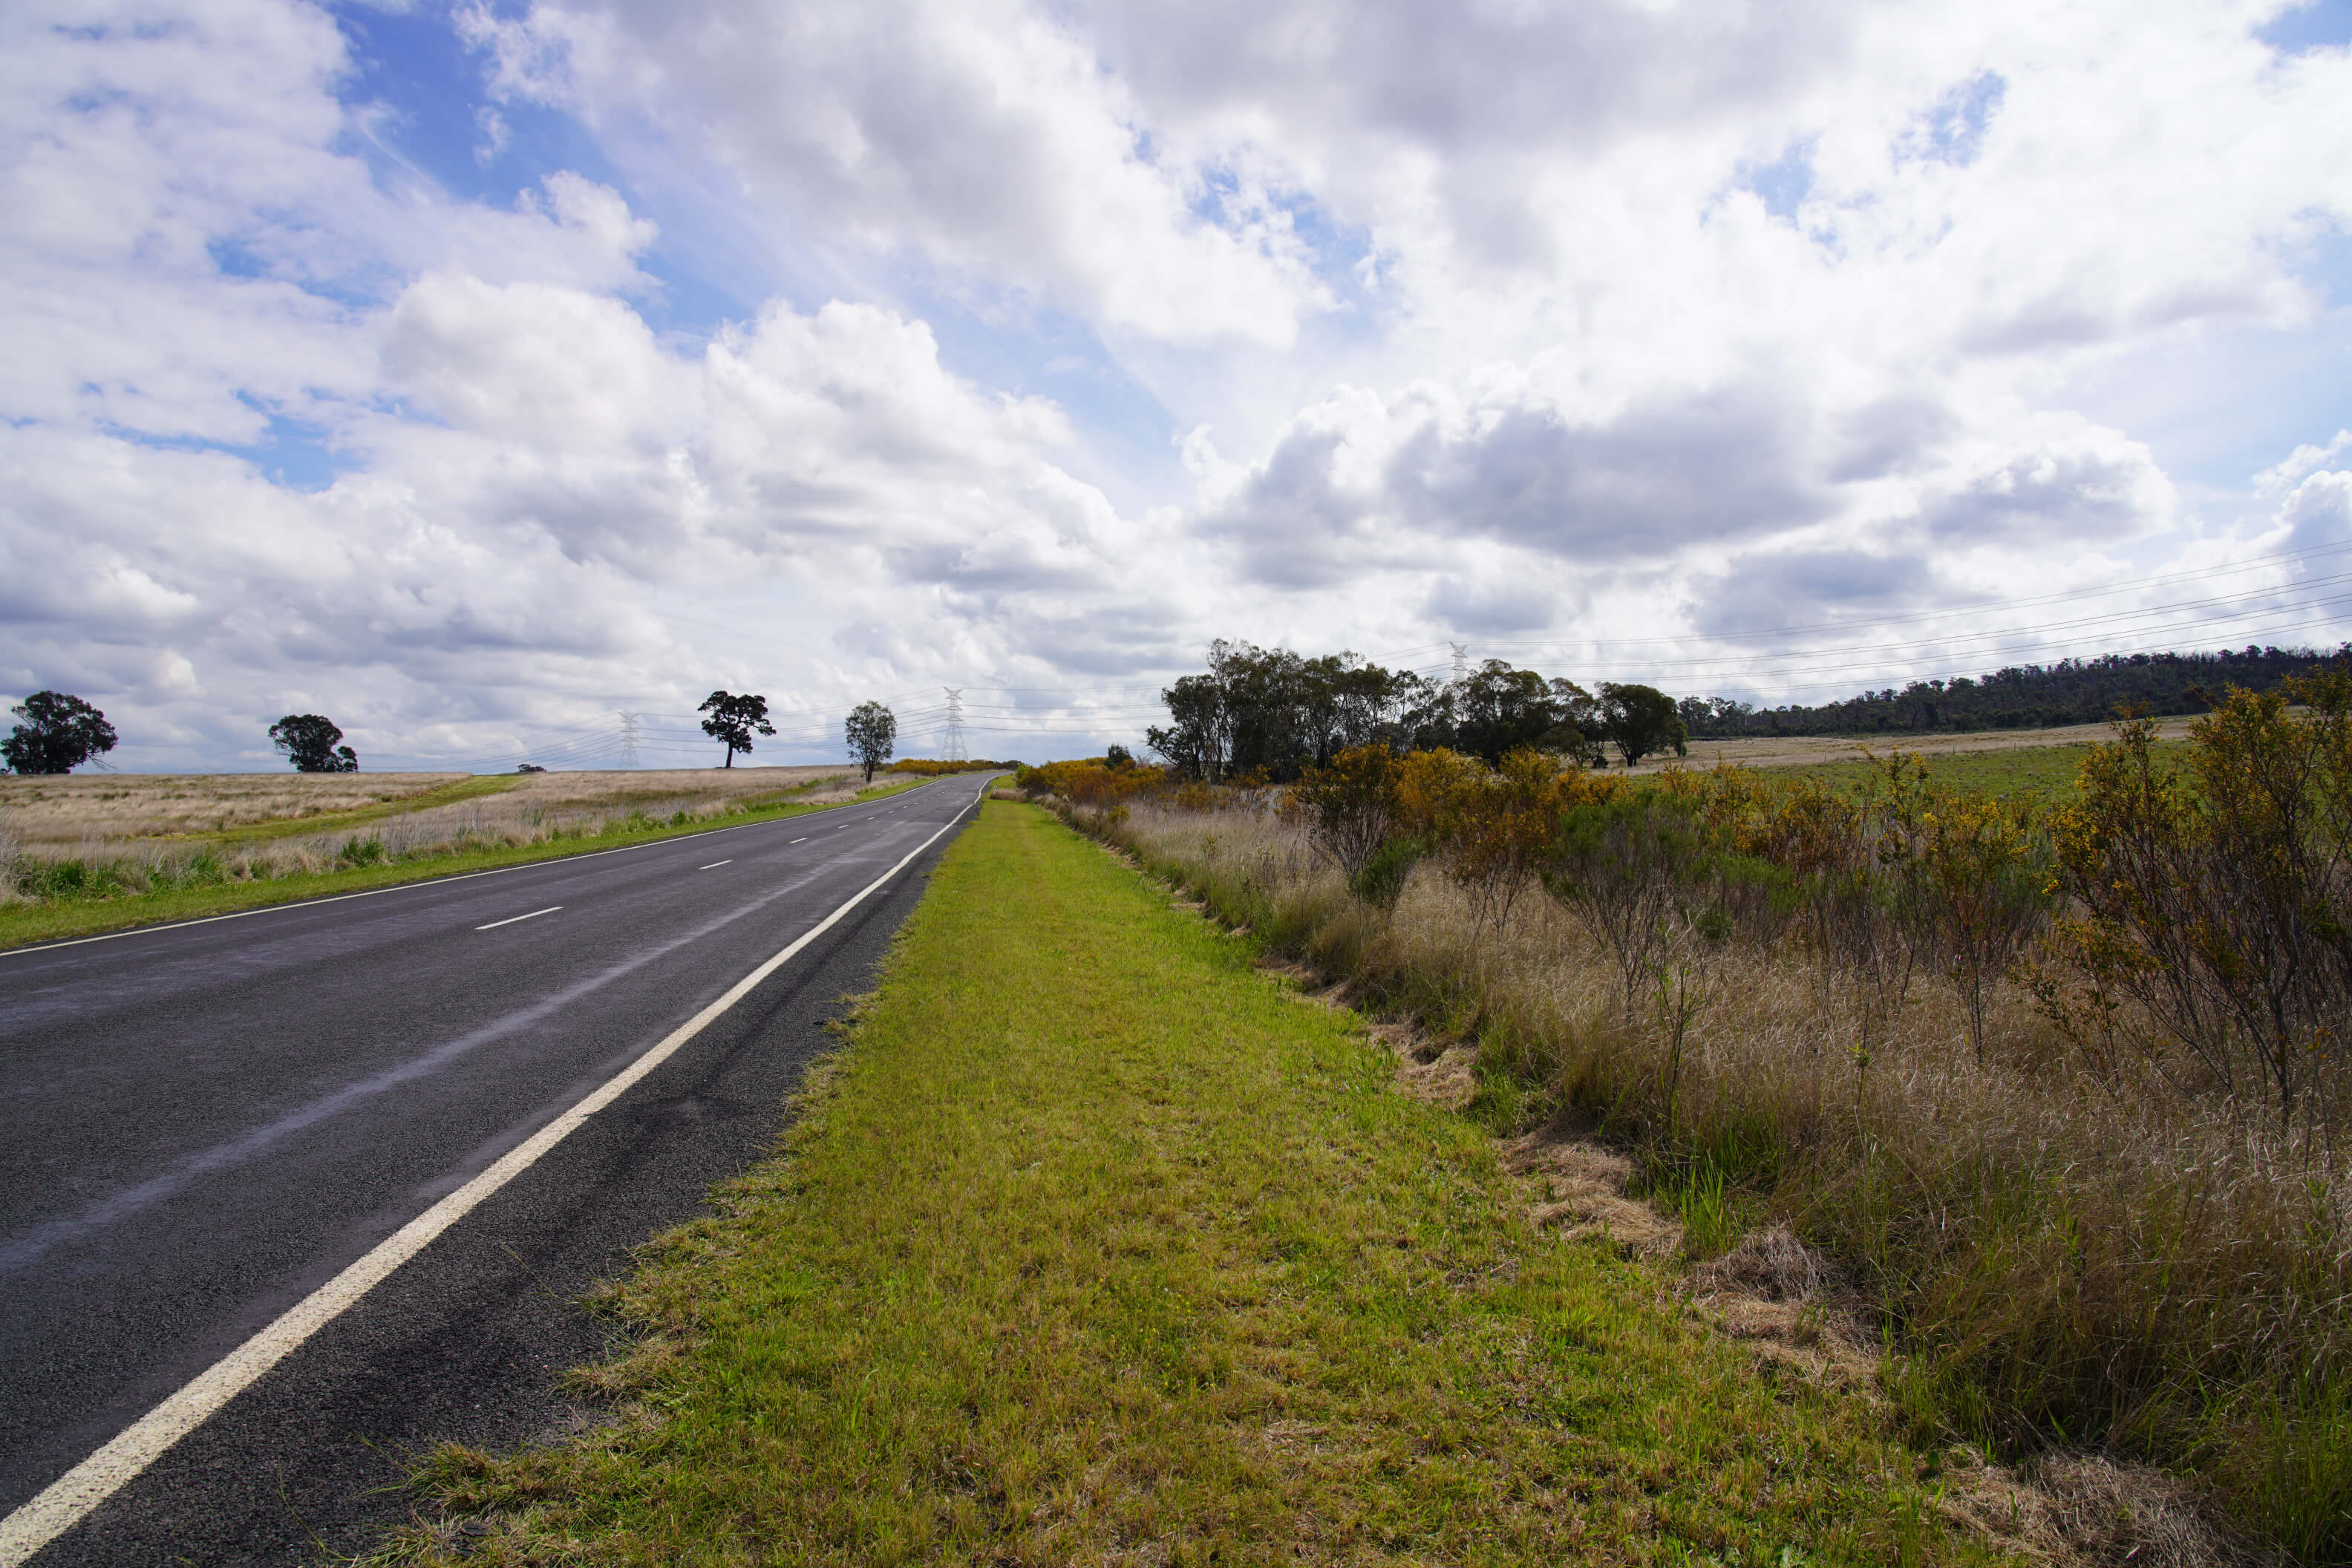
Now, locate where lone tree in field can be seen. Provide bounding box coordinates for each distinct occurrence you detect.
[1598,682,1687,768]
[3,691,118,774]
[846,700,896,783]
[270,713,358,772]
[699,690,776,768]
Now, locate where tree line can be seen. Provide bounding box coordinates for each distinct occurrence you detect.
[1678,644,2349,739]
[1137,640,2352,781]
[1144,641,1687,783]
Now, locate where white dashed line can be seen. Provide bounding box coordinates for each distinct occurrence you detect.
[788,837,807,844]
[0,794,983,1568]
[699,860,733,870]
[475,906,561,931]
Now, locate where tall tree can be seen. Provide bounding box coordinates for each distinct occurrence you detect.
[699,690,776,768]
[1149,641,1417,782]
[3,691,117,774]
[846,700,897,783]
[1147,670,1232,781]
[1598,682,1685,768]
[270,713,358,772]
[1451,659,1564,765]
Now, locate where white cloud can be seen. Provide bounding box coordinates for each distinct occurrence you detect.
[461,0,1329,347]
[6,0,2352,765]
[2259,430,2352,497]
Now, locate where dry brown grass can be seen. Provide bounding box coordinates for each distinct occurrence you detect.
[1647,717,2200,774]
[0,765,851,849]
[1077,795,2348,1564]
[0,766,863,910]
[0,771,471,843]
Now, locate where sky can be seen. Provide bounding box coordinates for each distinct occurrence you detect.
[4,0,2352,771]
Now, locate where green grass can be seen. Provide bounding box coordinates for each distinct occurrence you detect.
[0,778,930,952]
[366,802,2008,1567]
[1761,740,2184,804]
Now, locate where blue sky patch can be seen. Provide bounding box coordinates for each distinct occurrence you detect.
[1741,143,1814,223]
[2257,0,2352,53]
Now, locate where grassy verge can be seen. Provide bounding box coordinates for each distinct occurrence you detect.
[0,777,930,951]
[368,801,2002,1567]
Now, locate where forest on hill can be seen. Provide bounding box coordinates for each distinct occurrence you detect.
[1683,643,2352,738]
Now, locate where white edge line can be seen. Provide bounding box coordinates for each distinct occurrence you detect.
[0,778,964,961]
[475,906,561,931]
[0,787,984,1567]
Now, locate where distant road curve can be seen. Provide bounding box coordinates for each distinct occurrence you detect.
[0,773,998,1565]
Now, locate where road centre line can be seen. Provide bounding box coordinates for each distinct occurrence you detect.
[0,788,983,1567]
[476,906,561,931]
[699,861,732,870]
[0,780,951,960]
[788,838,807,844]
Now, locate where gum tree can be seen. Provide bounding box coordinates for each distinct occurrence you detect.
[3,691,117,774]
[270,713,358,772]
[846,700,896,783]
[699,690,776,768]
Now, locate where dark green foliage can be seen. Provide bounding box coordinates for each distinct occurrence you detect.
[1148,639,1419,781]
[4,691,118,774]
[337,837,387,867]
[1147,644,1606,781]
[844,699,896,783]
[270,713,357,772]
[1349,836,1424,910]
[1684,643,2351,738]
[699,690,776,768]
[1598,681,1686,768]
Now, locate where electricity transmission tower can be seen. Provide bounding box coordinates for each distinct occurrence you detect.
[618,710,641,768]
[942,687,967,762]
[1448,642,1471,682]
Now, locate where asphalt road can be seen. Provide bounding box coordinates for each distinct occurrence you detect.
[0,773,996,1564]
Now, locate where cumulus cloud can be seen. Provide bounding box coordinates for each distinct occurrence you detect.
[6,0,2352,765]
[460,0,1328,346]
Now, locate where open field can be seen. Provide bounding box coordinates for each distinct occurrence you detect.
[0,765,849,849]
[367,801,2006,1567]
[1757,740,2177,803]
[0,771,916,950]
[1641,717,2199,778]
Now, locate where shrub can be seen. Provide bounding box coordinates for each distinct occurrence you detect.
[2048,679,2352,1144]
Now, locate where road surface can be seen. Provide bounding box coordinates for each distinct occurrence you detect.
[0,774,995,1564]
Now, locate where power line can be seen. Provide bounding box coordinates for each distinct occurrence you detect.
[942,687,967,762]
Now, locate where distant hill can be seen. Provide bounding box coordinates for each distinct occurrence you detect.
[1685,644,2351,739]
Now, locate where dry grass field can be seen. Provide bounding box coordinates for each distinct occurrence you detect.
[1643,716,2199,775]
[0,771,475,844]
[0,765,869,922]
[0,765,851,855]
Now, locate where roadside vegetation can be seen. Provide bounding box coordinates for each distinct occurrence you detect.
[1022,676,2352,1564]
[369,801,2002,1567]
[0,768,923,950]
